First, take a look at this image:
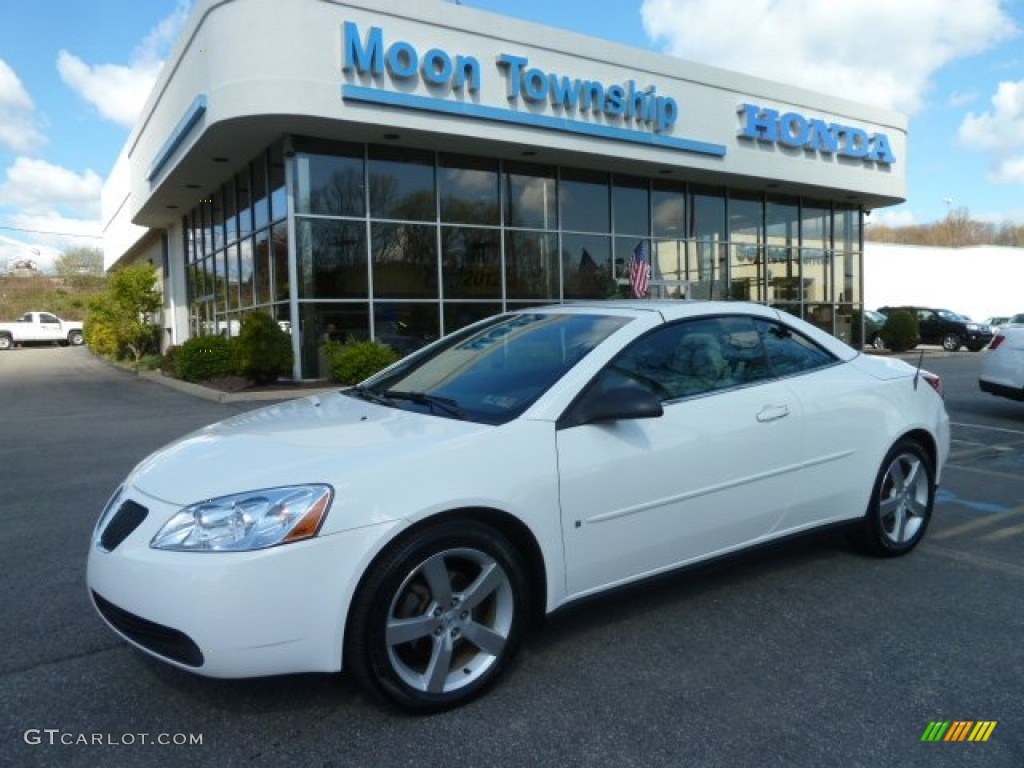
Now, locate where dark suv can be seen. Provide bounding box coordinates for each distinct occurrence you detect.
[878,306,993,351]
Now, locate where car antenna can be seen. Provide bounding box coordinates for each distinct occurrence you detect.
[912,350,924,390]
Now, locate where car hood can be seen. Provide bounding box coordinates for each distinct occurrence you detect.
[127,392,491,505]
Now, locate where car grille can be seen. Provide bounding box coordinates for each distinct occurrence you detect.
[91,591,204,668]
[99,500,148,551]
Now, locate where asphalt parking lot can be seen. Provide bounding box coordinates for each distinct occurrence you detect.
[1,346,1021,768]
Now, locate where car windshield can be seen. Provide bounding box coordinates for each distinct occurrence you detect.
[351,312,632,424]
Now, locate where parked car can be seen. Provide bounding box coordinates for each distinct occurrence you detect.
[982,316,1011,333]
[877,305,993,351]
[979,325,1024,401]
[863,309,888,349]
[88,301,950,712]
[0,311,84,349]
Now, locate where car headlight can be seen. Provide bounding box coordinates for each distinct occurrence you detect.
[967,323,981,331]
[151,485,333,552]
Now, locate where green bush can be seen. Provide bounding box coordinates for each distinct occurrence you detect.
[136,354,163,372]
[235,312,294,385]
[879,310,919,352]
[323,339,399,385]
[160,345,183,377]
[178,335,238,382]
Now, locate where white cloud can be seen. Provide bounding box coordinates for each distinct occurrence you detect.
[957,79,1024,183]
[56,52,164,128]
[866,208,918,228]
[640,0,1018,114]
[57,0,192,127]
[0,157,103,216]
[0,59,46,153]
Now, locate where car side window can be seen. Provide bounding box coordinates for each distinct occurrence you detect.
[753,318,836,377]
[39,313,59,324]
[602,316,768,401]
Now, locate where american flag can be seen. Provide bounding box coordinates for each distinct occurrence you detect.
[629,240,650,298]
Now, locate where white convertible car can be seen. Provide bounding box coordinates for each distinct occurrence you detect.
[88,301,950,711]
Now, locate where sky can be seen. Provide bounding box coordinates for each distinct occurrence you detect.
[1,0,1022,273]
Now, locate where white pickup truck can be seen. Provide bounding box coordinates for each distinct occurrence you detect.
[0,311,85,349]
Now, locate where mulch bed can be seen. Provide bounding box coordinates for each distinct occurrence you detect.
[199,375,337,393]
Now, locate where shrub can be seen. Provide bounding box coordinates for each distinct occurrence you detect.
[178,335,237,382]
[879,310,919,352]
[135,354,163,372]
[235,312,294,385]
[160,345,183,377]
[323,339,399,385]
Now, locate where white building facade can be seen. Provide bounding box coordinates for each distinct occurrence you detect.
[103,0,908,378]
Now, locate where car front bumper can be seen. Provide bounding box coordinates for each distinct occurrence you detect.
[86,488,401,678]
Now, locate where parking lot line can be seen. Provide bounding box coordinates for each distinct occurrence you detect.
[933,507,1024,540]
[979,521,1024,542]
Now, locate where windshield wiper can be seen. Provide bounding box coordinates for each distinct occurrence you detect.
[346,385,394,407]
[382,390,465,420]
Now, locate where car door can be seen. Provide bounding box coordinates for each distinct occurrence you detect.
[555,315,806,598]
[26,312,62,342]
[915,309,940,345]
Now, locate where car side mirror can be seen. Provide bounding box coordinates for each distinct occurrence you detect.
[561,385,664,428]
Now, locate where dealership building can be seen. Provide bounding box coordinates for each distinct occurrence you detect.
[102,0,908,379]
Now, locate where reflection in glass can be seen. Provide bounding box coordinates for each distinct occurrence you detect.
[223,180,238,245]
[237,168,252,239]
[729,192,763,302]
[253,230,270,306]
[368,146,436,221]
[252,152,269,231]
[269,143,287,222]
[613,176,650,236]
[560,169,609,233]
[239,238,254,308]
[443,303,504,336]
[439,154,499,225]
[371,222,438,298]
[505,162,556,229]
[295,142,365,217]
[226,244,241,311]
[562,233,614,299]
[210,191,224,252]
[374,302,439,354]
[272,221,290,302]
[505,231,558,300]
[442,226,501,299]
[296,219,367,299]
[300,302,370,378]
[652,180,685,238]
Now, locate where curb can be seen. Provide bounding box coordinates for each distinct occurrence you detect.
[136,370,338,403]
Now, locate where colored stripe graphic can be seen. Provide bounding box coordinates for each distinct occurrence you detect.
[921,720,997,742]
[921,722,950,741]
[968,722,997,742]
[945,721,973,741]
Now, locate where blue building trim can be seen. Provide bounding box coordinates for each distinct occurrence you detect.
[146,94,208,182]
[341,85,726,158]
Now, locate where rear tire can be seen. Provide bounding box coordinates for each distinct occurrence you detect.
[345,520,531,713]
[858,439,934,557]
[68,330,84,346]
[0,335,12,350]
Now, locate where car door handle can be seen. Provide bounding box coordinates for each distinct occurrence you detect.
[756,404,790,423]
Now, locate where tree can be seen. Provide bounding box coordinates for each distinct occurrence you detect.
[84,263,162,363]
[54,247,104,277]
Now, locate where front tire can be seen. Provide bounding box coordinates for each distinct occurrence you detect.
[346,520,531,713]
[941,333,962,351]
[859,439,934,557]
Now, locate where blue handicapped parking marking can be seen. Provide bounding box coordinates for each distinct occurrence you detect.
[935,488,1009,514]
